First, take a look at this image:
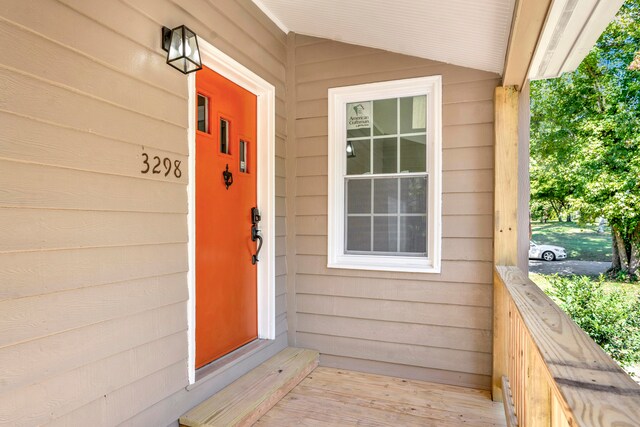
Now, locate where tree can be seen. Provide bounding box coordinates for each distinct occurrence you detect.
[530,0,640,277]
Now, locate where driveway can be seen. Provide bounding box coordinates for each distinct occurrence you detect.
[529,260,611,276]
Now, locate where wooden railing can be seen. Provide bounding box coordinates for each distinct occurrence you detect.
[493,266,640,426]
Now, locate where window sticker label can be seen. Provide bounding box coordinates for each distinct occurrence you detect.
[412,96,426,129]
[347,101,371,130]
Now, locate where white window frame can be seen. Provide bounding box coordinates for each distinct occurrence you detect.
[327,76,442,273]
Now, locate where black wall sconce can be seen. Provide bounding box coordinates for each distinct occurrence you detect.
[346,141,356,158]
[161,25,202,74]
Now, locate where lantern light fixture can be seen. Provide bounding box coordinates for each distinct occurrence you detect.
[161,25,202,74]
[346,141,356,158]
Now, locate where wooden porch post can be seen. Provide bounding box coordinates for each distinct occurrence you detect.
[492,85,519,401]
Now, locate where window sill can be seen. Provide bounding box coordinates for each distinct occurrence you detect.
[328,254,440,273]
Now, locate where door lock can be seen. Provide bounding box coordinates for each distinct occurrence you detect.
[251,207,261,224]
[251,207,263,264]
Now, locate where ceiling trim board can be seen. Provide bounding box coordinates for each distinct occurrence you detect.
[252,0,290,34]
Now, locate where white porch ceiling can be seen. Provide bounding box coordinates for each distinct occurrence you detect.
[252,0,516,74]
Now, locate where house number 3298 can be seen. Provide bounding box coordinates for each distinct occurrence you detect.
[141,152,182,178]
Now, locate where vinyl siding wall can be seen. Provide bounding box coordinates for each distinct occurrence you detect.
[287,33,499,390]
[1,2,502,423]
[0,1,287,425]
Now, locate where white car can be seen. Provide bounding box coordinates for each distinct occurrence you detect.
[529,241,567,261]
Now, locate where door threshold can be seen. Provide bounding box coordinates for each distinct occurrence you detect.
[189,339,271,390]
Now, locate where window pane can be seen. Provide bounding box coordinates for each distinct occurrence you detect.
[400,95,426,134]
[347,101,371,138]
[373,216,398,252]
[400,135,426,172]
[197,95,208,133]
[346,139,371,175]
[374,178,398,214]
[400,177,427,214]
[372,137,397,174]
[347,216,371,251]
[373,98,397,136]
[220,118,229,154]
[347,179,371,214]
[239,140,247,173]
[400,216,427,253]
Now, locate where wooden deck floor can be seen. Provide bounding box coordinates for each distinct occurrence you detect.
[256,367,506,426]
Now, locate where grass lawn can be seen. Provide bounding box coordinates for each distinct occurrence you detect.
[531,221,611,262]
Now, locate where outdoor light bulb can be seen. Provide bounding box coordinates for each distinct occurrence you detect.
[346,141,356,158]
[185,40,191,57]
[190,39,200,63]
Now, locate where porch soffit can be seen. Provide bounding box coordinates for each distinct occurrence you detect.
[252,0,516,75]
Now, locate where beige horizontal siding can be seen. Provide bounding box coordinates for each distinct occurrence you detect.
[295,274,492,307]
[1,0,185,95]
[297,314,492,352]
[444,170,494,193]
[295,39,381,65]
[290,33,497,389]
[296,294,491,330]
[0,0,287,426]
[0,64,185,141]
[0,19,186,125]
[0,244,188,301]
[0,302,186,394]
[46,360,188,427]
[0,333,187,426]
[297,333,492,376]
[0,160,187,213]
[0,209,187,252]
[320,354,491,390]
[0,273,188,348]
[444,192,493,215]
[444,123,495,148]
[0,112,189,179]
[296,66,496,102]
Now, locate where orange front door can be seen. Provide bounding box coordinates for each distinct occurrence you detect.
[195,66,258,368]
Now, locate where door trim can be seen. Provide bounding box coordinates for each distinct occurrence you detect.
[187,38,276,384]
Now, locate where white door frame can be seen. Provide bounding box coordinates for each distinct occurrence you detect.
[187,39,276,384]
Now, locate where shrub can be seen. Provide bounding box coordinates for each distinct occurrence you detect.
[545,275,640,368]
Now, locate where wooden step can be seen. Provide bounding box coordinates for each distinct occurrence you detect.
[179,347,319,427]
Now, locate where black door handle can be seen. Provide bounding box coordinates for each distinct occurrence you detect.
[252,224,263,264]
[251,207,262,264]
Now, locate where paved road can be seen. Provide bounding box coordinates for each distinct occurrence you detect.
[529,259,611,276]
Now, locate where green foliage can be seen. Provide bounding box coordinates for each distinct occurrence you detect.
[545,275,640,367]
[530,0,640,263]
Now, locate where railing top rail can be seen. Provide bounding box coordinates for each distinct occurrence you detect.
[496,265,640,426]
